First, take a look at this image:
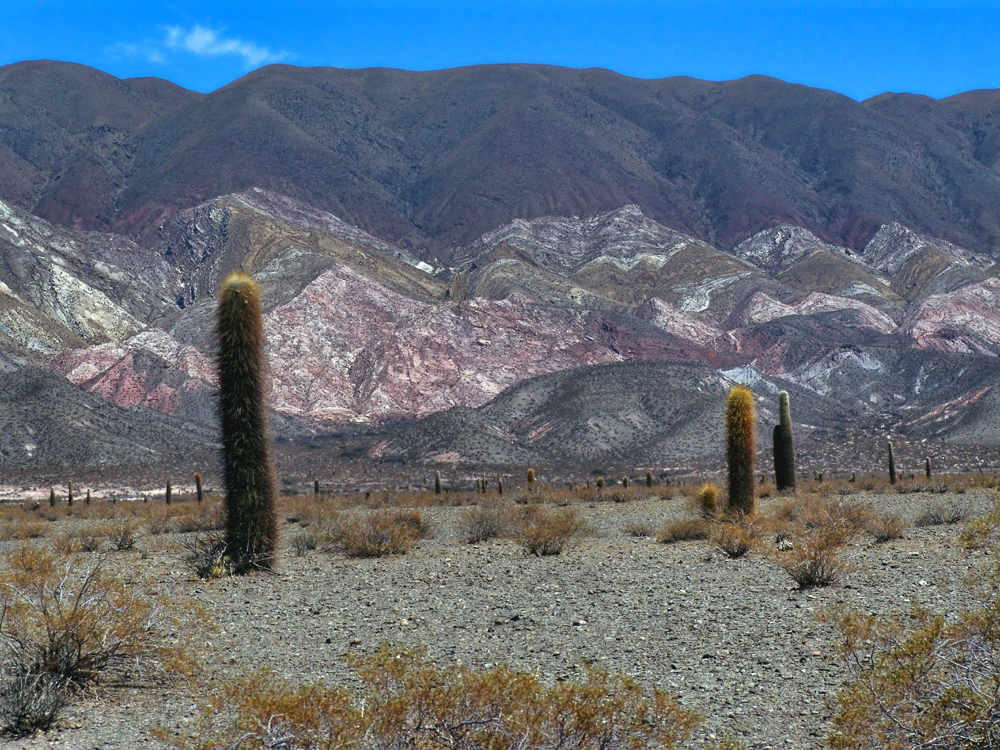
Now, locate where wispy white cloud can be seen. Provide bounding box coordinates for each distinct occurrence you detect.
[105,41,167,64]
[163,25,286,67]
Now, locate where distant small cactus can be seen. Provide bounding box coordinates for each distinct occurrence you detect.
[434,470,442,495]
[622,476,630,488]
[85,488,91,505]
[527,468,535,486]
[773,391,796,492]
[67,481,74,507]
[596,476,605,489]
[195,472,203,503]
[497,477,503,496]
[165,481,172,505]
[697,483,718,519]
[925,456,932,480]
[49,487,56,507]
[314,478,321,497]
[888,440,897,485]
[646,470,653,488]
[726,386,756,516]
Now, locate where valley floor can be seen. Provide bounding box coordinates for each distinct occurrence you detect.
[1,487,995,749]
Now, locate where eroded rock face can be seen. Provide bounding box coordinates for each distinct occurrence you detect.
[902,278,1000,356]
[730,291,897,334]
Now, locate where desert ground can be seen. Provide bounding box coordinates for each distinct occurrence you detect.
[0,474,997,749]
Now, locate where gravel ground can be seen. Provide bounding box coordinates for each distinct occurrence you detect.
[4,488,995,750]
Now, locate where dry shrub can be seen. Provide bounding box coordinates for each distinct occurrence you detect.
[823,590,1000,750]
[327,510,431,558]
[869,513,906,543]
[657,519,710,544]
[915,500,973,528]
[513,506,585,556]
[800,497,874,545]
[289,530,318,557]
[961,493,1000,549]
[777,537,845,589]
[167,644,701,750]
[458,502,510,543]
[106,517,142,551]
[623,521,654,538]
[0,519,46,541]
[0,547,162,690]
[183,531,233,579]
[0,671,69,736]
[712,522,754,558]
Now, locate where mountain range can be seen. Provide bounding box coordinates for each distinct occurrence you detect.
[2,60,1000,477]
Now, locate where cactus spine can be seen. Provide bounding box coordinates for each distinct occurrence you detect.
[726,385,756,516]
[434,471,442,495]
[772,391,796,492]
[888,440,897,485]
[925,456,932,480]
[194,472,203,503]
[217,271,277,572]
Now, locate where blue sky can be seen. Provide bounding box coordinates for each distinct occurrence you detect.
[2,0,998,100]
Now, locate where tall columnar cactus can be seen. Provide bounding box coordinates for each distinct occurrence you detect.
[646,470,653,488]
[527,468,535,490]
[194,472,203,503]
[726,385,756,516]
[888,440,897,485]
[49,488,56,507]
[314,479,321,497]
[925,456,932,480]
[772,391,796,492]
[67,481,74,507]
[165,481,172,506]
[434,471,442,495]
[497,477,503,495]
[85,489,91,506]
[217,271,277,572]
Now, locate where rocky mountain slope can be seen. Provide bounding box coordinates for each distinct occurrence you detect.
[0,181,997,472]
[7,61,1000,258]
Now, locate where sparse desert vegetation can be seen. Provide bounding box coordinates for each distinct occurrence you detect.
[0,474,997,747]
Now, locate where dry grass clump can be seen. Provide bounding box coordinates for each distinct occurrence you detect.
[961,494,1000,549]
[166,644,701,750]
[712,522,755,558]
[288,530,318,557]
[622,521,655,538]
[657,519,710,544]
[458,502,511,543]
[868,513,907,543]
[777,537,847,589]
[914,500,973,528]
[325,509,432,558]
[512,506,586,556]
[105,517,142,551]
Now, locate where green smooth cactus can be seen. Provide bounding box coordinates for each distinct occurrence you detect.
[217,271,277,572]
[772,391,796,492]
[888,440,897,485]
[726,385,756,516]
